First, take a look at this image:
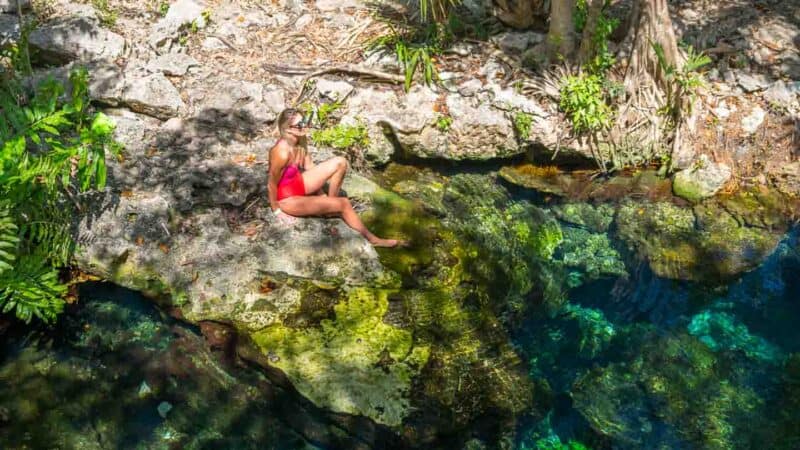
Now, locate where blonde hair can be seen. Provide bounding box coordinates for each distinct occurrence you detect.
[277,108,300,136]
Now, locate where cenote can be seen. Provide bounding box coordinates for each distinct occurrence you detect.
[1,165,798,450]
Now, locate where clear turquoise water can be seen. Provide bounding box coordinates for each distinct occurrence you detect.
[0,175,797,449]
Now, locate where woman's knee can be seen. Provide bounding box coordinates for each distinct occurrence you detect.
[337,197,352,211]
[334,156,348,171]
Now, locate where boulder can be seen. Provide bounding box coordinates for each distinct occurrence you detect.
[28,16,125,64]
[672,155,732,202]
[149,0,208,50]
[763,80,799,108]
[191,79,284,133]
[121,73,185,119]
[343,86,524,162]
[614,200,783,281]
[735,71,770,92]
[145,52,199,76]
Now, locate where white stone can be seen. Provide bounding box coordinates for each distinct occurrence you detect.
[145,53,199,76]
[122,73,186,119]
[741,106,766,134]
[315,78,353,101]
[149,0,207,49]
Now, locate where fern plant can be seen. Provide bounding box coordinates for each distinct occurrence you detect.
[0,67,120,323]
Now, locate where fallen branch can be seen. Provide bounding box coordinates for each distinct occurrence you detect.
[264,63,403,103]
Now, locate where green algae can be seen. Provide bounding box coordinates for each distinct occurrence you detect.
[561,304,616,358]
[251,287,430,427]
[572,329,764,449]
[550,203,616,232]
[615,201,782,281]
[557,226,626,286]
[688,309,783,364]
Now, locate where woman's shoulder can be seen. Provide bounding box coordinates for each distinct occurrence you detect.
[269,139,291,158]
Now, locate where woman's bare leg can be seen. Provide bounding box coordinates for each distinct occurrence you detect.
[279,196,398,247]
[302,156,347,197]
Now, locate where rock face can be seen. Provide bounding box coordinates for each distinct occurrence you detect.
[28,16,125,64]
[342,86,525,164]
[190,79,284,133]
[672,155,732,202]
[0,0,28,13]
[121,73,186,119]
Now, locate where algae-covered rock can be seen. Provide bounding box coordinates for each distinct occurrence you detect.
[614,201,783,281]
[550,203,616,232]
[672,156,732,202]
[688,310,783,364]
[572,330,764,449]
[557,226,627,286]
[498,164,575,197]
[252,288,430,427]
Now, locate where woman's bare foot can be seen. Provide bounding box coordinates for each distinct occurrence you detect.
[369,237,400,248]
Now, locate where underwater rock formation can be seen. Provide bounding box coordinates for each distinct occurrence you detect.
[572,329,764,449]
[614,200,784,281]
[688,309,784,364]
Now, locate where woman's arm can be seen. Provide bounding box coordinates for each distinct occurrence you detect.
[267,144,289,212]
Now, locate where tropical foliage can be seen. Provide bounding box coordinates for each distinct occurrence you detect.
[0,68,119,323]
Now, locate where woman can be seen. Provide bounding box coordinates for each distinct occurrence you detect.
[267,108,399,248]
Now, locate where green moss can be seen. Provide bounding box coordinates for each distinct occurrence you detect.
[615,201,781,281]
[558,226,626,286]
[550,203,615,232]
[251,288,429,427]
[513,111,534,140]
[573,330,764,449]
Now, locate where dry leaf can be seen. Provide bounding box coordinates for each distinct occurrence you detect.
[159,243,170,254]
[135,236,145,246]
[121,190,134,198]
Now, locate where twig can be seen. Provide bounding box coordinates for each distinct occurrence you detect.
[263,63,403,104]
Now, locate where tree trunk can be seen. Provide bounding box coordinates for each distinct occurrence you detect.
[547,0,576,62]
[623,0,681,92]
[577,0,604,63]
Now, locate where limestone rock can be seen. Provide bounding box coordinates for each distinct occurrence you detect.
[315,78,354,101]
[491,31,544,54]
[672,155,732,202]
[122,73,185,119]
[763,80,799,108]
[0,0,28,13]
[28,16,125,64]
[192,79,284,133]
[149,0,208,50]
[741,106,766,134]
[145,53,199,76]
[735,72,770,92]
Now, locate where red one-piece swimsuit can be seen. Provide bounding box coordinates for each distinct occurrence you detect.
[276,163,306,200]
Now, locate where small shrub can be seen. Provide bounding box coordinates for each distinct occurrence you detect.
[559,72,613,133]
[513,112,533,140]
[436,115,453,132]
[311,123,369,149]
[158,1,170,16]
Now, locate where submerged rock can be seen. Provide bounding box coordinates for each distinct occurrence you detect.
[614,200,783,281]
[572,330,763,449]
[252,288,430,427]
[688,310,783,364]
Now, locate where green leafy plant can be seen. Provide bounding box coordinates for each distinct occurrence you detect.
[652,42,711,119]
[158,1,170,16]
[559,72,613,133]
[368,22,449,91]
[418,0,462,23]
[92,0,118,27]
[0,67,120,323]
[435,114,453,132]
[513,112,533,140]
[311,123,369,149]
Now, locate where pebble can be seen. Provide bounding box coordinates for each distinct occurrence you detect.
[741,106,766,134]
[157,401,173,418]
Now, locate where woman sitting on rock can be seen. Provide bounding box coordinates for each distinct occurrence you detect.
[267,108,399,248]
